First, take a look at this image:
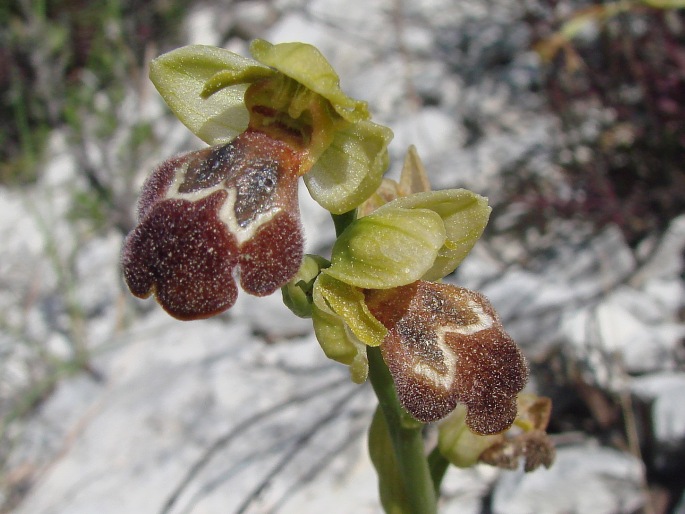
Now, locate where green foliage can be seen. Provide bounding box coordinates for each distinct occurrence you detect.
[0,0,191,186]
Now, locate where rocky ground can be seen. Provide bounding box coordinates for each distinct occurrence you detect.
[2,1,685,513]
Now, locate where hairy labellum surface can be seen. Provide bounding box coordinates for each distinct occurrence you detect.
[122,130,304,320]
[365,281,528,434]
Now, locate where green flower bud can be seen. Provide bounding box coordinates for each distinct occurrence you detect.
[368,407,412,514]
[281,254,330,318]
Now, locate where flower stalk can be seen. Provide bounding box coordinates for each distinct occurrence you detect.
[334,210,438,513]
[368,345,438,514]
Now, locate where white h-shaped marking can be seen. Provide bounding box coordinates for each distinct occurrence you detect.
[167,166,281,245]
[412,299,494,390]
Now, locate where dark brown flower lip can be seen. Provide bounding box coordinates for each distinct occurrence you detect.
[155,131,302,242]
[122,130,306,320]
[365,281,528,434]
[122,191,240,320]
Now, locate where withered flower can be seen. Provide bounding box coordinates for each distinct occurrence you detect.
[440,394,556,470]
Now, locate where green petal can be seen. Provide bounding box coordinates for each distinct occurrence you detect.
[325,207,446,289]
[249,39,369,122]
[200,66,275,98]
[304,120,393,214]
[315,274,387,347]
[311,277,371,383]
[149,45,271,144]
[377,190,491,280]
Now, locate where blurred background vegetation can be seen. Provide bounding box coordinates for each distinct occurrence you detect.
[3,0,684,240]
[520,0,685,247]
[0,0,193,229]
[0,2,193,510]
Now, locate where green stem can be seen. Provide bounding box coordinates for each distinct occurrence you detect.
[330,209,437,513]
[331,209,357,237]
[427,446,450,494]
[367,345,438,514]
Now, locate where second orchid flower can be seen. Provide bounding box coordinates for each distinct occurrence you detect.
[302,149,528,434]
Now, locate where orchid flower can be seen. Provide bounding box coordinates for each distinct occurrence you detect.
[122,40,391,319]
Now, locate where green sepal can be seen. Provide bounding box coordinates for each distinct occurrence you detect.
[368,407,412,514]
[377,189,491,280]
[438,405,500,468]
[249,39,369,123]
[325,207,446,289]
[304,120,393,213]
[149,45,270,144]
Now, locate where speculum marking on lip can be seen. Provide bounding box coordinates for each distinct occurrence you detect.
[231,158,280,227]
[179,143,237,194]
[366,282,528,432]
[175,132,300,229]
